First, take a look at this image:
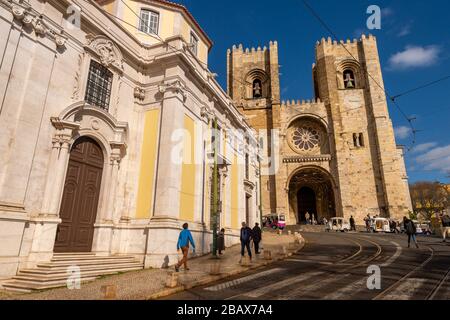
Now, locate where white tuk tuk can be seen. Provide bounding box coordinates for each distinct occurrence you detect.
[326,217,350,233]
[372,218,391,233]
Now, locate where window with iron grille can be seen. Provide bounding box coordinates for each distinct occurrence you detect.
[84,60,113,111]
[139,9,159,35]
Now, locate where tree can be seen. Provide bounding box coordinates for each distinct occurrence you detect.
[409,181,448,220]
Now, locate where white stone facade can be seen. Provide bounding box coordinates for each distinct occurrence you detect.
[0,0,260,280]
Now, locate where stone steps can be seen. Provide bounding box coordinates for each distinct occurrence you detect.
[1,253,144,293]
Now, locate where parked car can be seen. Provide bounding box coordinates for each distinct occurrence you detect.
[399,220,432,235]
[326,217,350,233]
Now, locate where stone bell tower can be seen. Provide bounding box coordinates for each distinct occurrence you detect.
[227,41,282,216]
[312,35,412,220]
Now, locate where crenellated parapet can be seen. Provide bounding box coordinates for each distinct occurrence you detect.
[315,34,377,49]
[281,98,322,107]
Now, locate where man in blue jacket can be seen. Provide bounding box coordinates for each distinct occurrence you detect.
[240,222,253,263]
[175,223,196,272]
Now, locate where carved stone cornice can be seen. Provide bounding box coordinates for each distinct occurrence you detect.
[283,155,332,164]
[158,79,188,102]
[200,105,214,123]
[3,0,68,48]
[134,87,145,102]
[244,179,255,194]
[85,34,124,71]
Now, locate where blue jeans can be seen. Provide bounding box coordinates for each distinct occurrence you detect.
[408,234,418,247]
[241,241,252,258]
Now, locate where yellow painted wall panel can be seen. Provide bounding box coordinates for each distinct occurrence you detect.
[231,153,239,229]
[180,115,196,222]
[135,109,160,219]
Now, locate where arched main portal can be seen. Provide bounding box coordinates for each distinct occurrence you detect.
[297,187,317,223]
[288,168,336,224]
[54,136,104,253]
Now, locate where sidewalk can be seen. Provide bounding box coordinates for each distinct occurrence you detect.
[0,232,304,300]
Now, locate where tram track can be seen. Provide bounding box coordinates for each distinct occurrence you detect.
[372,244,435,300]
[274,235,384,300]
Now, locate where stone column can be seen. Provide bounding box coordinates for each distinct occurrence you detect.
[145,79,188,269]
[104,152,121,223]
[40,122,78,217]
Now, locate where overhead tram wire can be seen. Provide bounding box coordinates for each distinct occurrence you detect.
[391,75,450,101]
[301,0,418,152]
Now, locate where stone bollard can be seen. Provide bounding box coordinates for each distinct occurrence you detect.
[264,250,272,260]
[279,246,287,256]
[210,262,221,275]
[101,285,117,300]
[240,256,251,266]
[165,272,179,288]
[294,233,304,244]
[288,230,292,235]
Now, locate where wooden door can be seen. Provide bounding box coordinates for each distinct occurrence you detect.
[54,137,104,253]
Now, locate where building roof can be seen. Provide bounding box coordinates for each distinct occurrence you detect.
[96,0,213,49]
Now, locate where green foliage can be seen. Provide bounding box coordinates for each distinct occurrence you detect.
[409,210,418,220]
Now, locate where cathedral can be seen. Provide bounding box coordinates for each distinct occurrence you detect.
[0,0,413,289]
[227,37,413,225]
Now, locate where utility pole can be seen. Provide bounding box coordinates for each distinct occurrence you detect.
[212,118,219,257]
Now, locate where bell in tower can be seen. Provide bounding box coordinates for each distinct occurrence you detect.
[253,79,262,98]
[344,71,355,89]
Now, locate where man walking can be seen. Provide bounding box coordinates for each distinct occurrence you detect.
[252,223,262,254]
[441,214,450,242]
[403,217,419,249]
[350,215,356,232]
[240,222,253,263]
[175,223,196,272]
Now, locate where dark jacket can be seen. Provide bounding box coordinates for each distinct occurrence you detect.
[350,217,355,226]
[404,219,416,235]
[240,227,252,243]
[442,215,450,227]
[217,231,225,251]
[252,226,262,242]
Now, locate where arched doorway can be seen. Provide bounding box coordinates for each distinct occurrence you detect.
[54,137,104,253]
[288,168,336,224]
[298,187,317,223]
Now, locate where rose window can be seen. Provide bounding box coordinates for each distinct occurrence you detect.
[287,121,323,153]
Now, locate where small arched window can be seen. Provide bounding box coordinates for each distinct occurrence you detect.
[343,69,356,89]
[253,79,262,98]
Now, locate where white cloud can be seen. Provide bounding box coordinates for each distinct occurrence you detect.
[415,145,450,173]
[411,142,438,153]
[398,24,412,37]
[388,45,441,70]
[394,126,412,140]
[381,7,394,18]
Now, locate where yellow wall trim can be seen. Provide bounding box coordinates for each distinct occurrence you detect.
[135,109,160,219]
[179,115,196,222]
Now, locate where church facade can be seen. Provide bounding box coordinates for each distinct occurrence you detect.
[0,0,260,281]
[227,37,413,225]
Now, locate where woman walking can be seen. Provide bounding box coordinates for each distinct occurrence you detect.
[403,217,419,249]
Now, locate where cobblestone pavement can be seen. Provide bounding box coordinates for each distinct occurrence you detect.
[0,232,300,300]
[163,232,450,300]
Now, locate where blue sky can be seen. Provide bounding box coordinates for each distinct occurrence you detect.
[176,0,450,184]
